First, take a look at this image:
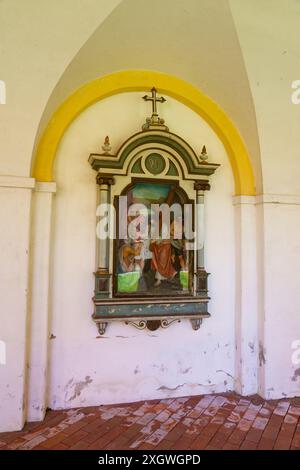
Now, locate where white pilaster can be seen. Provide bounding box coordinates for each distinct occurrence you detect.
[0,175,34,431]
[26,182,56,422]
[233,195,258,395]
[256,194,300,399]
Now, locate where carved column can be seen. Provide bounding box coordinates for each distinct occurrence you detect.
[95,174,114,299]
[194,180,210,296]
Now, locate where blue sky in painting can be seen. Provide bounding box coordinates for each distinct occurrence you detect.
[132,183,171,201]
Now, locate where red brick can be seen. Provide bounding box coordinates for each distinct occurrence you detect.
[52,443,69,450]
[268,414,284,427]
[105,435,131,450]
[246,427,264,443]
[240,439,257,450]
[39,432,68,449]
[192,433,213,449]
[228,429,247,446]
[208,434,228,448]
[262,424,280,441]
[61,430,88,446]
[81,418,104,433]
[273,435,292,450]
[257,437,275,450]
[70,440,90,450]
[291,433,300,449]
[173,435,196,450]
[158,439,173,450]
[1,393,299,451]
[223,442,239,450]
[164,423,186,442]
[138,442,156,450]
[63,419,89,436]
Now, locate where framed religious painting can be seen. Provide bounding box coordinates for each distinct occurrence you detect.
[88,87,220,333]
[114,179,194,297]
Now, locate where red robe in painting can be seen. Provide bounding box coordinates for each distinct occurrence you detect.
[150,240,177,279]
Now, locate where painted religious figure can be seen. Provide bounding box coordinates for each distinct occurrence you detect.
[115,181,193,296]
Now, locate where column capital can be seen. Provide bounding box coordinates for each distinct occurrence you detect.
[96,174,115,186]
[194,180,210,192]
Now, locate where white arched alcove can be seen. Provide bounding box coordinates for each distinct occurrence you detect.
[28,92,260,422]
[47,92,235,410]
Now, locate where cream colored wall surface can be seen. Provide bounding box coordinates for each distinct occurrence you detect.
[230,0,300,398]
[261,202,300,398]
[0,183,33,431]
[35,0,262,192]
[1,0,300,432]
[230,0,300,195]
[0,0,122,432]
[48,93,235,409]
[0,0,122,176]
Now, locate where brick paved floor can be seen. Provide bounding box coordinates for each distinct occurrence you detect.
[1,393,300,450]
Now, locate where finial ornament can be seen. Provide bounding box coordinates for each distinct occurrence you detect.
[142,87,169,131]
[200,145,208,162]
[102,136,112,154]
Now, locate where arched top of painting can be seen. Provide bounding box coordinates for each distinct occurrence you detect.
[88,128,220,181]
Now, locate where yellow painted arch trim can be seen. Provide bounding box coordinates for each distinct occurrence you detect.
[32,70,255,195]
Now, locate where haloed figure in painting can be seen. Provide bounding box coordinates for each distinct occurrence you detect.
[150,215,187,288]
[116,181,193,296]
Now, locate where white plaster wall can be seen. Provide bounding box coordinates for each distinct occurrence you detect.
[48,93,235,409]
[233,197,258,396]
[0,0,122,176]
[27,184,56,422]
[1,0,300,433]
[0,178,34,431]
[260,200,300,399]
[38,0,262,191]
[230,0,300,195]
[230,0,300,399]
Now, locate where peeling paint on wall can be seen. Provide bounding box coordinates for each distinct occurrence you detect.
[66,376,93,402]
[259,342,266,366]
[158,384,185,391]
[180,367,192,374]
[292,368,300,382]
[216,369,234,379]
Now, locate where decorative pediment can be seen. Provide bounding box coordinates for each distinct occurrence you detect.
[89,130,219,181]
